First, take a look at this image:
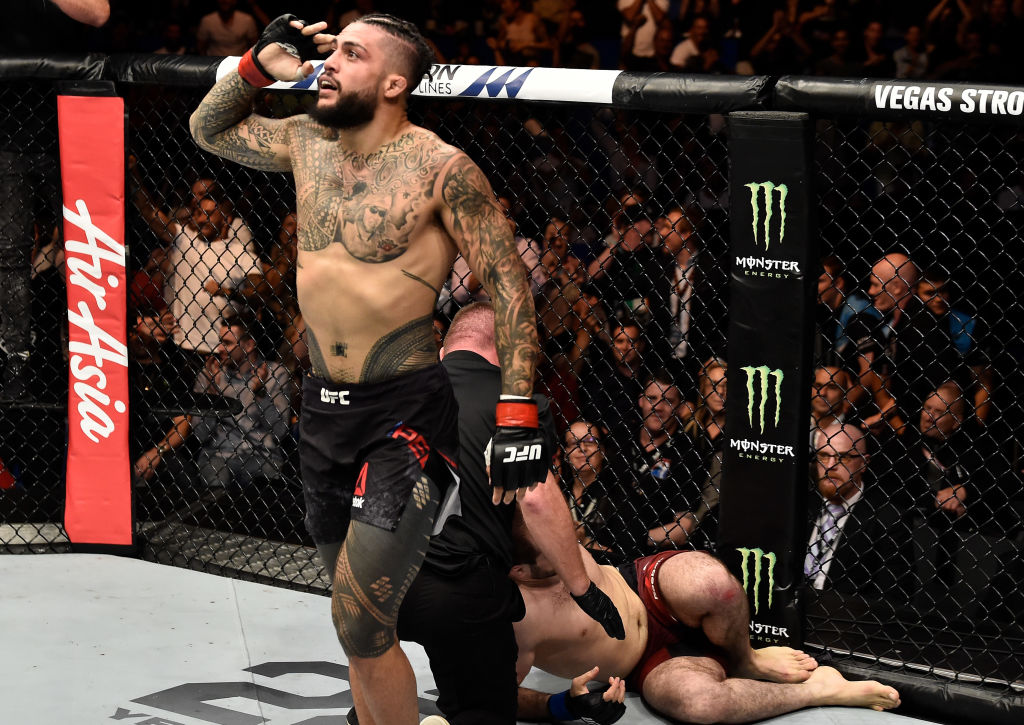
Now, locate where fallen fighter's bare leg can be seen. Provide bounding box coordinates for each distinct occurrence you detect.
[656,552,816,682]
[643,659,900,724]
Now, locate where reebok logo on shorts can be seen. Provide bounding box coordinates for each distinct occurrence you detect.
[320,388,350,405]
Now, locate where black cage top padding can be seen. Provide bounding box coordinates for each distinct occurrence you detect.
[776,75,1024,125]
[0,53,109,81]
[612,72,772,113]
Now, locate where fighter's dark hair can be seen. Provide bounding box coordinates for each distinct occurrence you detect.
[357,14,435,98]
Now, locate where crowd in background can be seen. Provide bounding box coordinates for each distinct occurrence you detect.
[42,0,1024,85]
[2,0,1023,625]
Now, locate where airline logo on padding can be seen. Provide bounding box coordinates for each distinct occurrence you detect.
[459,67,535,98]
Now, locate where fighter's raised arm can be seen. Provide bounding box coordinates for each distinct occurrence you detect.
[189,16,334,172]
[438,152,547,502]
[438,153,538,398]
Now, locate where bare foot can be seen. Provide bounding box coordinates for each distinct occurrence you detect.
[806,665,901,711]
[735,646,818,683]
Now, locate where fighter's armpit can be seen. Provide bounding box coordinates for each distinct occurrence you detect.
[190,73,293,172]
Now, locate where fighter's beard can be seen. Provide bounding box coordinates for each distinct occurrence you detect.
[310,88,378,129]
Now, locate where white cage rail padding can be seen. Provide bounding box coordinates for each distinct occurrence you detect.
[217,58,622,104]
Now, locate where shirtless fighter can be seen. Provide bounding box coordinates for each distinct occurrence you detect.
[513,546,902,723]
[190,15,546,725]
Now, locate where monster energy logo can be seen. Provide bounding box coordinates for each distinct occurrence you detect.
[737,547,776,615]
[745,181,788,249]
[741,365,784,434]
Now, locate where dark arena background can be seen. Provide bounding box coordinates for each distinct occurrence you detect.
[2,50,1023,724]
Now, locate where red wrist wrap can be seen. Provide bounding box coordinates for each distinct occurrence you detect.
[238,49,275,87]
[496,401,538,428]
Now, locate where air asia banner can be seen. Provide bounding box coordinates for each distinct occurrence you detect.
[58,87,132,547]
[719,112,816,646]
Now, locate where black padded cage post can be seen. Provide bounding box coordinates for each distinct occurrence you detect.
[718,110,818,652]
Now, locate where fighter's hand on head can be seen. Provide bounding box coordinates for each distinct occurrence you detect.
[572,581,626,640]
[488,395,550,505]
[238,14,331,86]
[548,667,627,724]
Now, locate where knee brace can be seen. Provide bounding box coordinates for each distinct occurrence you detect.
[330,473,440,658]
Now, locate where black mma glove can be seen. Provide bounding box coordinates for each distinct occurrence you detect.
[238,14,321,87]
[489,395,549,499]
[548,686,626,725]
[572,581,626,640]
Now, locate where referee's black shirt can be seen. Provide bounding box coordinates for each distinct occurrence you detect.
[426,350,557,576]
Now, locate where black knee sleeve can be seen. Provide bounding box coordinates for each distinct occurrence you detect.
[330,472,441,658]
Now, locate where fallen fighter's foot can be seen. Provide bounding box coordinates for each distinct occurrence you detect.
[805,665,901,711]
[735,646,817,683]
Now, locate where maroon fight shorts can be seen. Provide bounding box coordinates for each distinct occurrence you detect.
[621,550,721,693]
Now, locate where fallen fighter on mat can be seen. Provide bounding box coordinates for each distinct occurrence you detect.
[513,545,901,723]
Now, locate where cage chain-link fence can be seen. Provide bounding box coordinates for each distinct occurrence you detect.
[0,81,70,553]
[2,72,1022,700]
[810,116,1024,690]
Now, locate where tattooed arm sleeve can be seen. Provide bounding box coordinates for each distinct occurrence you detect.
[189,72,293,172]
[439,153,538,397]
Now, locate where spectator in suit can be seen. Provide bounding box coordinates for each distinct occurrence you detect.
[875,382,995,526]
[805,423,906,600]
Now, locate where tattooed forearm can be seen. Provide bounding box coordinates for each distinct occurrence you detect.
[306,327,330,378]
[360,315,438,383]
[189,72,292,172]
[442,156,539,396]
[401,269,440,296]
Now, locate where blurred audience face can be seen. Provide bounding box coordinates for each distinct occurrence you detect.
[218,0,237,16]
[916,278,951,316]
[655,24,676,57]
[611,323,644,369]
[656,209,693,256]
[815,426,868,502]
[191,196,227,240]
[905,25,922,51]
[617,216,654,250]
[831,29,850,56]
[868,254,915,313]
[564,421,604,477]
[812,366,850,420]
[689,17,710,47]
[216,322,253,372]
[863,21,883,50]
[543,217,570,258]
[639,379,683,436]
[920,388,965,441]
[700,362,727,416]
[817,263,845,309]
[163,23,184,52]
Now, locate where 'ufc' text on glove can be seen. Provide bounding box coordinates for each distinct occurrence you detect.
[490,395,549,496]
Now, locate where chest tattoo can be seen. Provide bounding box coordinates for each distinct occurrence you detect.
[296,132,447,262]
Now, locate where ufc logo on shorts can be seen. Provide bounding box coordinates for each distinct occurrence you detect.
[320,388,350,405]
[502,444,542,463]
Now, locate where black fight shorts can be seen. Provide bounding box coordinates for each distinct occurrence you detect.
[299,364,459,544]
